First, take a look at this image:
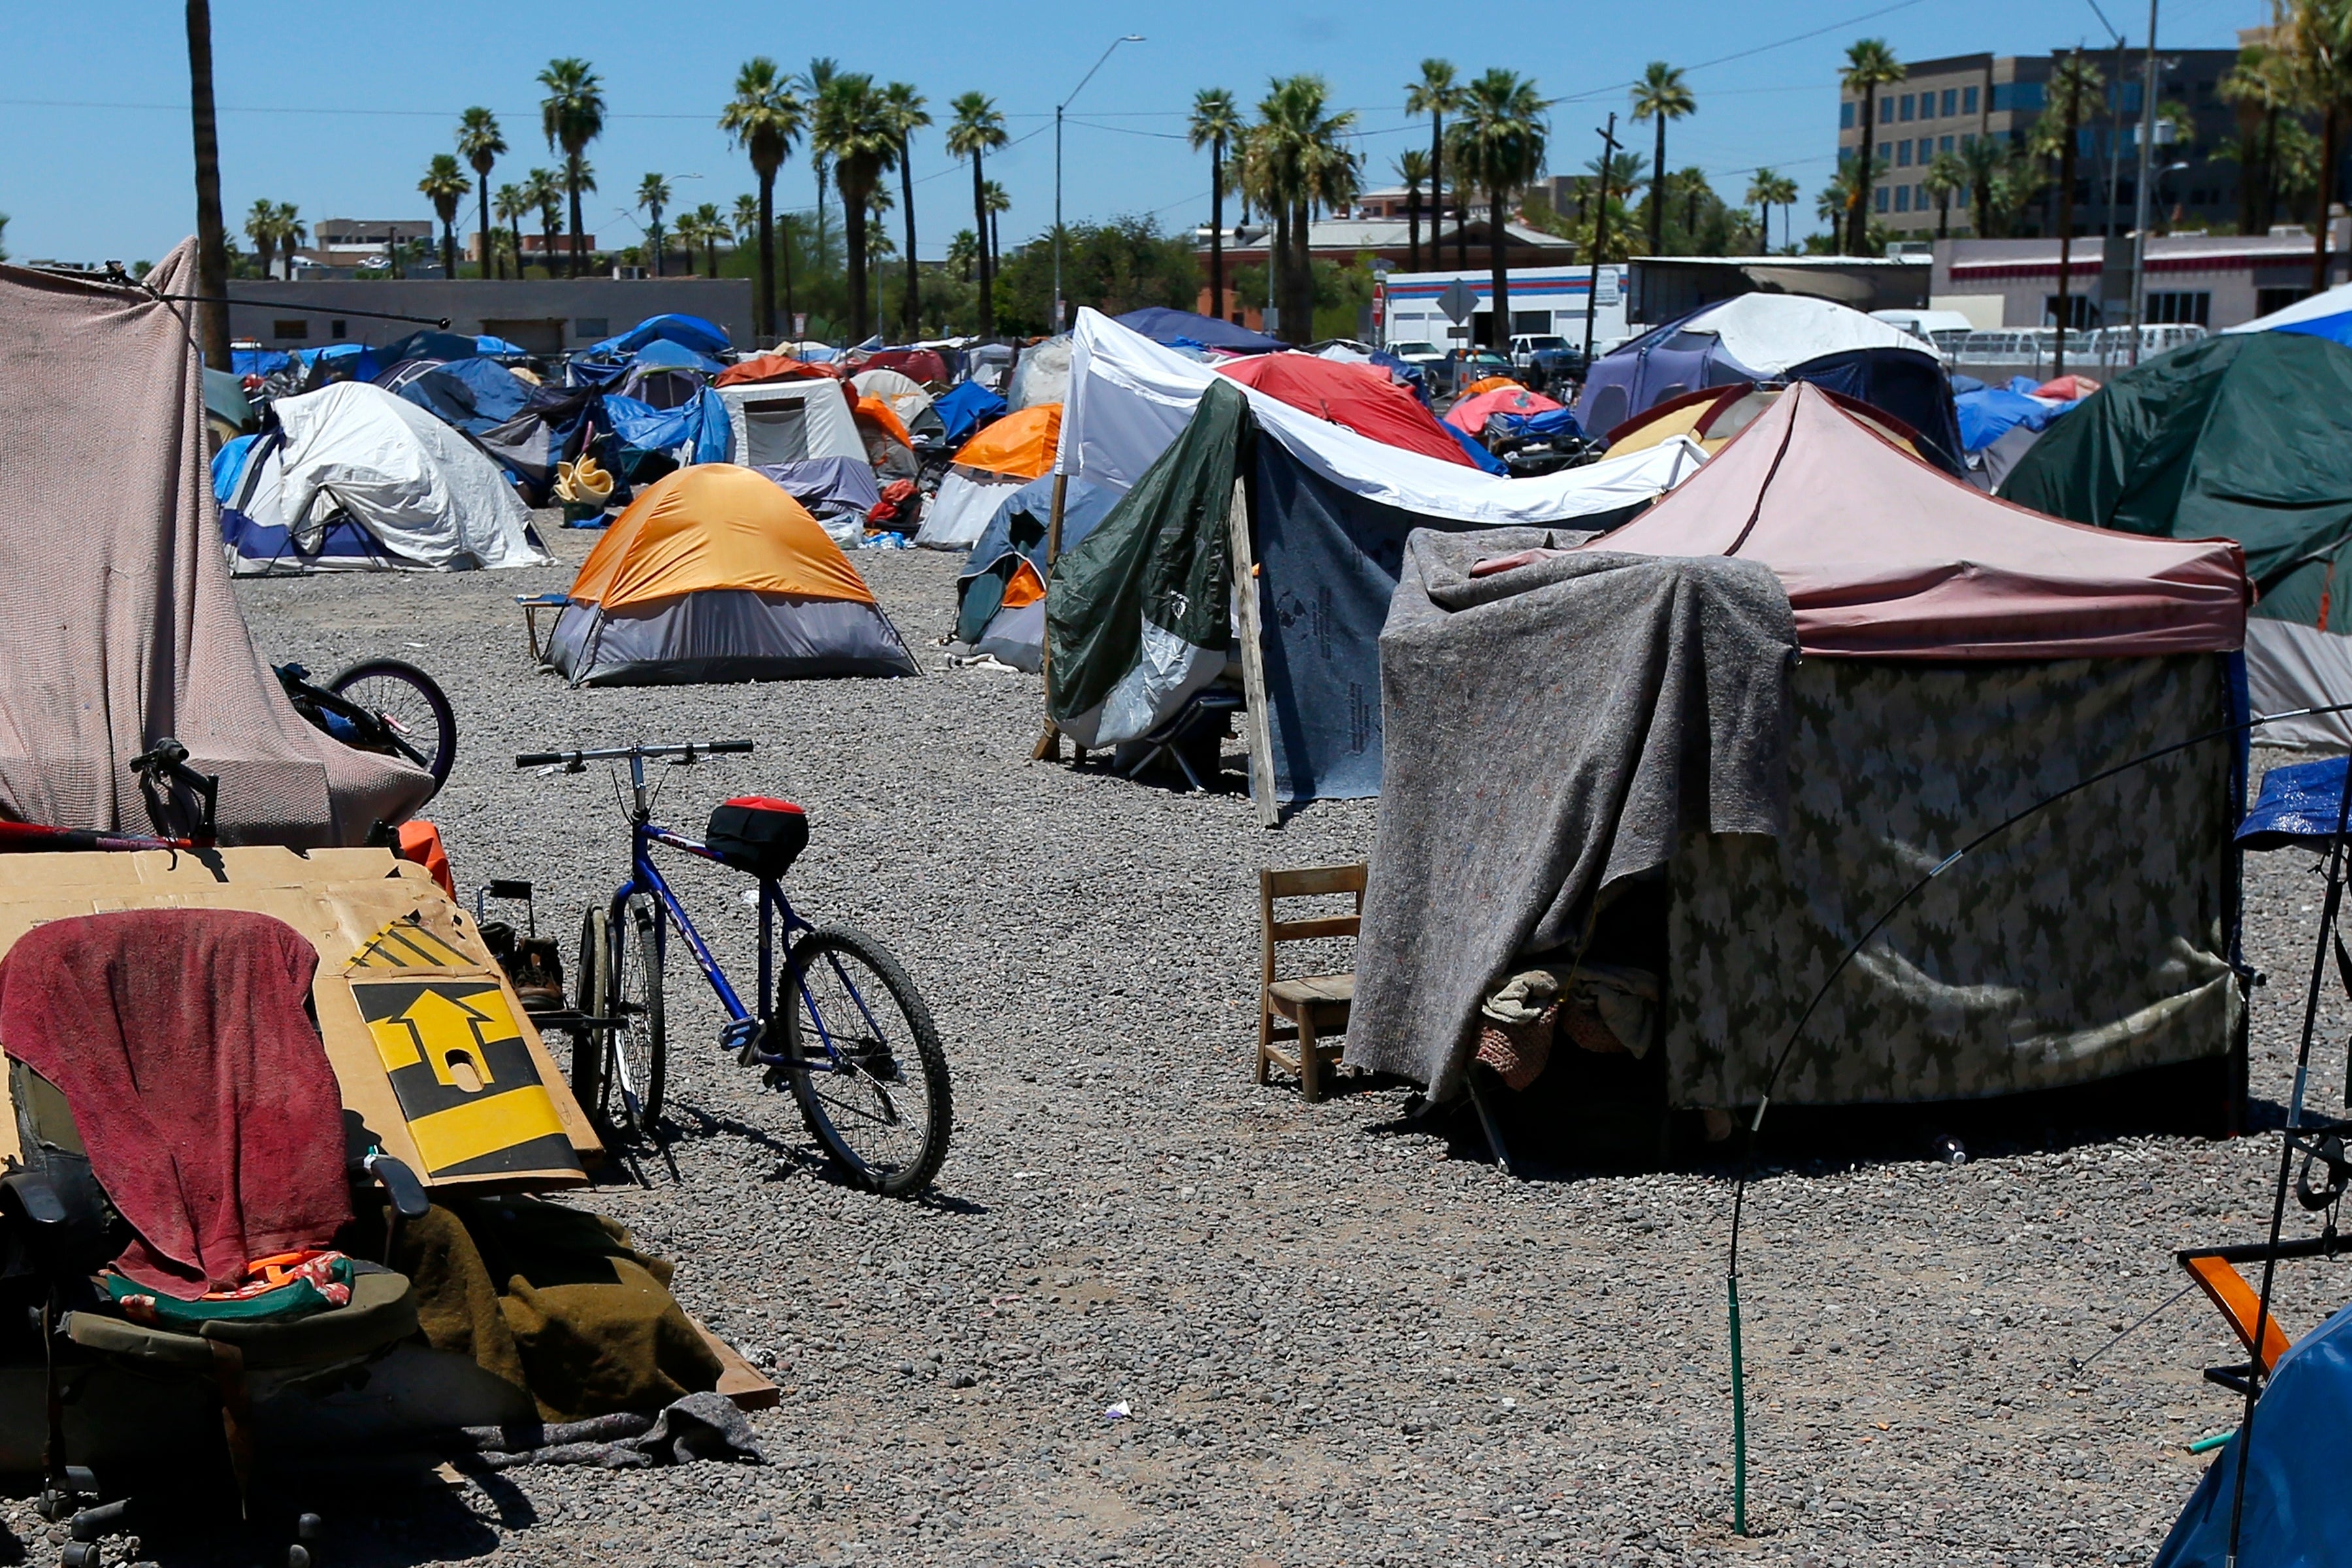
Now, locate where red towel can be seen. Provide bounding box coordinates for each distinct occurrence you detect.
[0,910,352,1299]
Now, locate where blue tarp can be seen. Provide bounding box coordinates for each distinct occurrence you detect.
[394,357,535,433]
[211,434,259,503]
[2237,757,2351,849]
[1369,349,1429,402]
[1955,386,2076,452]
[932,381,1007,447]
[630,337,725,374]
[375,329,481,366]
[600,387,732,466]
[587,314,731,358]
[1486,406,1585,442]
[476,335,528,356]
[1114,307,1284,354]
[231,348,293,376]
[1442,421,1509,475]
[2153,1296,2352,1567]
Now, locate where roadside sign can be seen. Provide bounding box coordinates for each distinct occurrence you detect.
[792,312,808,336]
[1595,267,1620,307]
[1435,278,1480,324]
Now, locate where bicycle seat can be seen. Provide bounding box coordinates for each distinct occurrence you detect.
[706,798,808,877]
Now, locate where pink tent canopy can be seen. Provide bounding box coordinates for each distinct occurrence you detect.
[1586,383,2247,659]
[1441,384,1561,433]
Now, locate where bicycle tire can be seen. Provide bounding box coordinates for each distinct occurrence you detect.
[326,658,457,792]
[571,906,609,1113]
[605,896,667,1139]
[778,926,951,1197]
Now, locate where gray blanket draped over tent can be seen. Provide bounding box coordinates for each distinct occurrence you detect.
[1347,532,1799,1099]
[0,240,434,844]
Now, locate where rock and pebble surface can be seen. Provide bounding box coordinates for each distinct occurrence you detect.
[46,521,2349,1567]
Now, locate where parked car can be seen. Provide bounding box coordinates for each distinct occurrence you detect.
[1384,339,1448,374]
[1437,348,1516,397]
[1509,333,1585,390]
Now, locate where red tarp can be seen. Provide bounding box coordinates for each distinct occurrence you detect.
[1442,384,1563,433]
[1588,383,2247,659]
[846,348,948,384]
[1217,353,1477,468]
[715,353,840,387]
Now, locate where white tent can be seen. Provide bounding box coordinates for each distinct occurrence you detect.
[1057,308,1706,524]
[719,379,866,468]
[849,367,934,428]
[1663,292,1929,372]
[914,469,1026,549]
[221,382,551,574]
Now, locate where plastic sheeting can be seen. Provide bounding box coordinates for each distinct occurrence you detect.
[931,380,1006,446]
[587,314,731,359]
[603,387,733,467]
[1009,336,1072,410]
[2238,753,2352,847]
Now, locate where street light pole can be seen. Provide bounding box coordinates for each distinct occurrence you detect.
[1054,34,1145,333]
[2129,0,2159,363]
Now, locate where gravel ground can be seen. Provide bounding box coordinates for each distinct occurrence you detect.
[34,519,2352,1567]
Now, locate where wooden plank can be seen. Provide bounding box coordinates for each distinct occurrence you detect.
[1030,472,1071,762]
[689,1314,781,1411]
[1225,476,1279,828]
[1264,864,1367,898]
[1269,914,1362,942]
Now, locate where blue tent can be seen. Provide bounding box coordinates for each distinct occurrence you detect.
[374,329,480,366]
[1113,307,1284,354]
[630,337,726,374]
[932,381,1007,447]
[588,314,731,358]
[211,434,260,502]
[601,387,732,466]
[391,357,535,433]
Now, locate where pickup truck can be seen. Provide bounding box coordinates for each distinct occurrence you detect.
[1509,333,1585,391]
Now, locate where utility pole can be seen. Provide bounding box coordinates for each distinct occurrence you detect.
[1054,35,1144,335]
[2129,0,2159,364]
[1582,113,1620,372]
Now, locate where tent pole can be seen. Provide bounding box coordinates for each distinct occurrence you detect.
[1031,473,1073,762]
[1224,476,1279,828]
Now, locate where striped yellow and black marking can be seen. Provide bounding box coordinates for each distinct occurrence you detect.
[348,916,476,972]
[351,979,583,1181]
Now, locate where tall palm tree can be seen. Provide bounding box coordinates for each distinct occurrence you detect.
[186,0,229,367]
[1631,62,1696,257]
[982,180,1009,277]
[1250,75,1360,343]
[814,73,901,343]
[494,182,530,278]
[419,154,471,278]
[1189,88,1246,318]
[527,169,563,274]
[2041,52,2104,369]
[1396,148,1431,271]
[2275,0,2352,290]
[1449,69,1547,348]
[456,107,505,278]
[537,57,605,276]
[2222,41,2296,234]
[883,82,932,338]
[1744,168,1780,251]
[1922,148,1968,238]
[721,57,805,343]
[1405,60,1463,270]
[636,173,672,278]
[1839,39,1904,253]
[794,58,841,268]
[243,199,280,280]
[1768,172,1798,252]
[1959,135,2006,237]
[691,203,727,278]
[947,228,980,284]
[946,93,1009,336]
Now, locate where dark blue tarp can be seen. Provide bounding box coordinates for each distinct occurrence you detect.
[211,434,259,502]
[231,348,293,376]
[588,314,731,358]
[932,381,1007,446]
[1486,406,1585,442]
[2237,757,2351,849]
[394,357,534,432]
[2153,1298,2352,1567]
[601,387,731,466]
[1773,347,1966,474]
[1115,307,1285,354]
[374,329,481,366]
[1370,349,1430,402]
[564,358,632,392]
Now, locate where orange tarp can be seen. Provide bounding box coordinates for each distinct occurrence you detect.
[565,465,876,612]
[1001,559,1046,610]
[853,395,914,451]
[715,353,840,387]
[1459,375,1520,397]
[953,403,1061,480]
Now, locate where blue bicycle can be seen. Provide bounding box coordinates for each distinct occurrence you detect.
[515,739,951,1197]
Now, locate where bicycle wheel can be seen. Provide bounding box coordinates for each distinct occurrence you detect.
[779,926,951,1197]
[570,906,608,1111]
[327,659,457,792]
[602,896,667,1139]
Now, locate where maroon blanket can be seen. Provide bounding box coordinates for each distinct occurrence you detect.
[0,909,351,1298]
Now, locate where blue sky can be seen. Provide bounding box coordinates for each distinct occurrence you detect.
[1,0,2261,265]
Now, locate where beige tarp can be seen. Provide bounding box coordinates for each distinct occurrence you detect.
[0,240,433,845]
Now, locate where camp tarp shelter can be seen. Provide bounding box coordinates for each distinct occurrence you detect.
[913,404,1064,550]
[719,378,865,469]
[546,464,919,686]
[2224,277,2352,344]
[1009,336,1072,410]
[631,338,725,374]
[1443,384,1563,434]
[2001,331,2352,747]
[587,314,730,359]
[1575,293,1963,472]
[374,329,480,366]
[755,457,881,546]
[1113,306,1286,354]
[0,241,436,845]
[847,348,947,384]
[602,388,732,468]
[954,475,1121,670]
[386,355,534,430]
[1352,382,2250,1105]
[1217,353,1476,468]
[715,353,837,388]
[931,380,1006,446]
[1955,382,2074,451]
[220,381,553,576]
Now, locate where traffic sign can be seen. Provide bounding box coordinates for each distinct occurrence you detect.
[1435,278,1480,324]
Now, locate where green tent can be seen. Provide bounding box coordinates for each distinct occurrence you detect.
[2001,331,2352,745]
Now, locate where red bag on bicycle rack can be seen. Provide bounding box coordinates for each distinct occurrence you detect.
[704,797,809,877]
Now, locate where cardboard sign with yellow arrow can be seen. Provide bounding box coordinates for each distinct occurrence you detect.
[353,978,580,1182]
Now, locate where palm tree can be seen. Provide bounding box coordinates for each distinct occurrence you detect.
[494,182,530,277]
[527,169,563,274]
[274,202,304,276]
[244,198,280,280]
[1630,62,1696,257]
[814,73,901,343]
[186,0,229,367]
[1744,169,1780,251]
[1249,75,1360,343]
[982,180,1009,277]
[1818,166,1859,233]
[1405,61,1463,270]
[1959,135,2006,237]
[883,82,932,338]
[2222,41,2296,234]
[688,203,726,278]
[1396,148,1431,271]
[945,92,1009,336]
[794,58,841,268]
[2274,0,2352,290]
[419,154,471,278]
[1189,88,1246,318]
[720,57,805,344]
[456,107,505,278]
[1839,39,1904,253]
[2040,52,2104,369]
[635,174,672,278]
[537,57,605,276]
[1767,172,1798,252]
[1449,69,1547,349]
[947,227,981,283]
[1922,148,1968,238]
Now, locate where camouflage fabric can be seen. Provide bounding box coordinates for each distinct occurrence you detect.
[1667,653,2237,1107]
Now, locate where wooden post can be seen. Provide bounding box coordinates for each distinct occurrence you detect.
[1224,476,1279,828]
[1030,472,1072,762]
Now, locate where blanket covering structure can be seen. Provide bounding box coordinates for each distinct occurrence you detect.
[1346,530,1799,1098]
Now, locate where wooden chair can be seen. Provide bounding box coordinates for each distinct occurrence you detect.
[1256,864,1366,1102]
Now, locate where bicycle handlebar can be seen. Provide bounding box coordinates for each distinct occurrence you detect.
[515,740,755,768]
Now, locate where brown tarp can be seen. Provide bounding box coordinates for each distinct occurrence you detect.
[0,240,433,844]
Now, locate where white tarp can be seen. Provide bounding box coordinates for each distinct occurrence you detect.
[913,467,1027,550]
[1678,293,1929,374]
[1010,336,1073,411]
[265,382,550,570]
[720,380,866,468]
[1056,308,1706,523]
